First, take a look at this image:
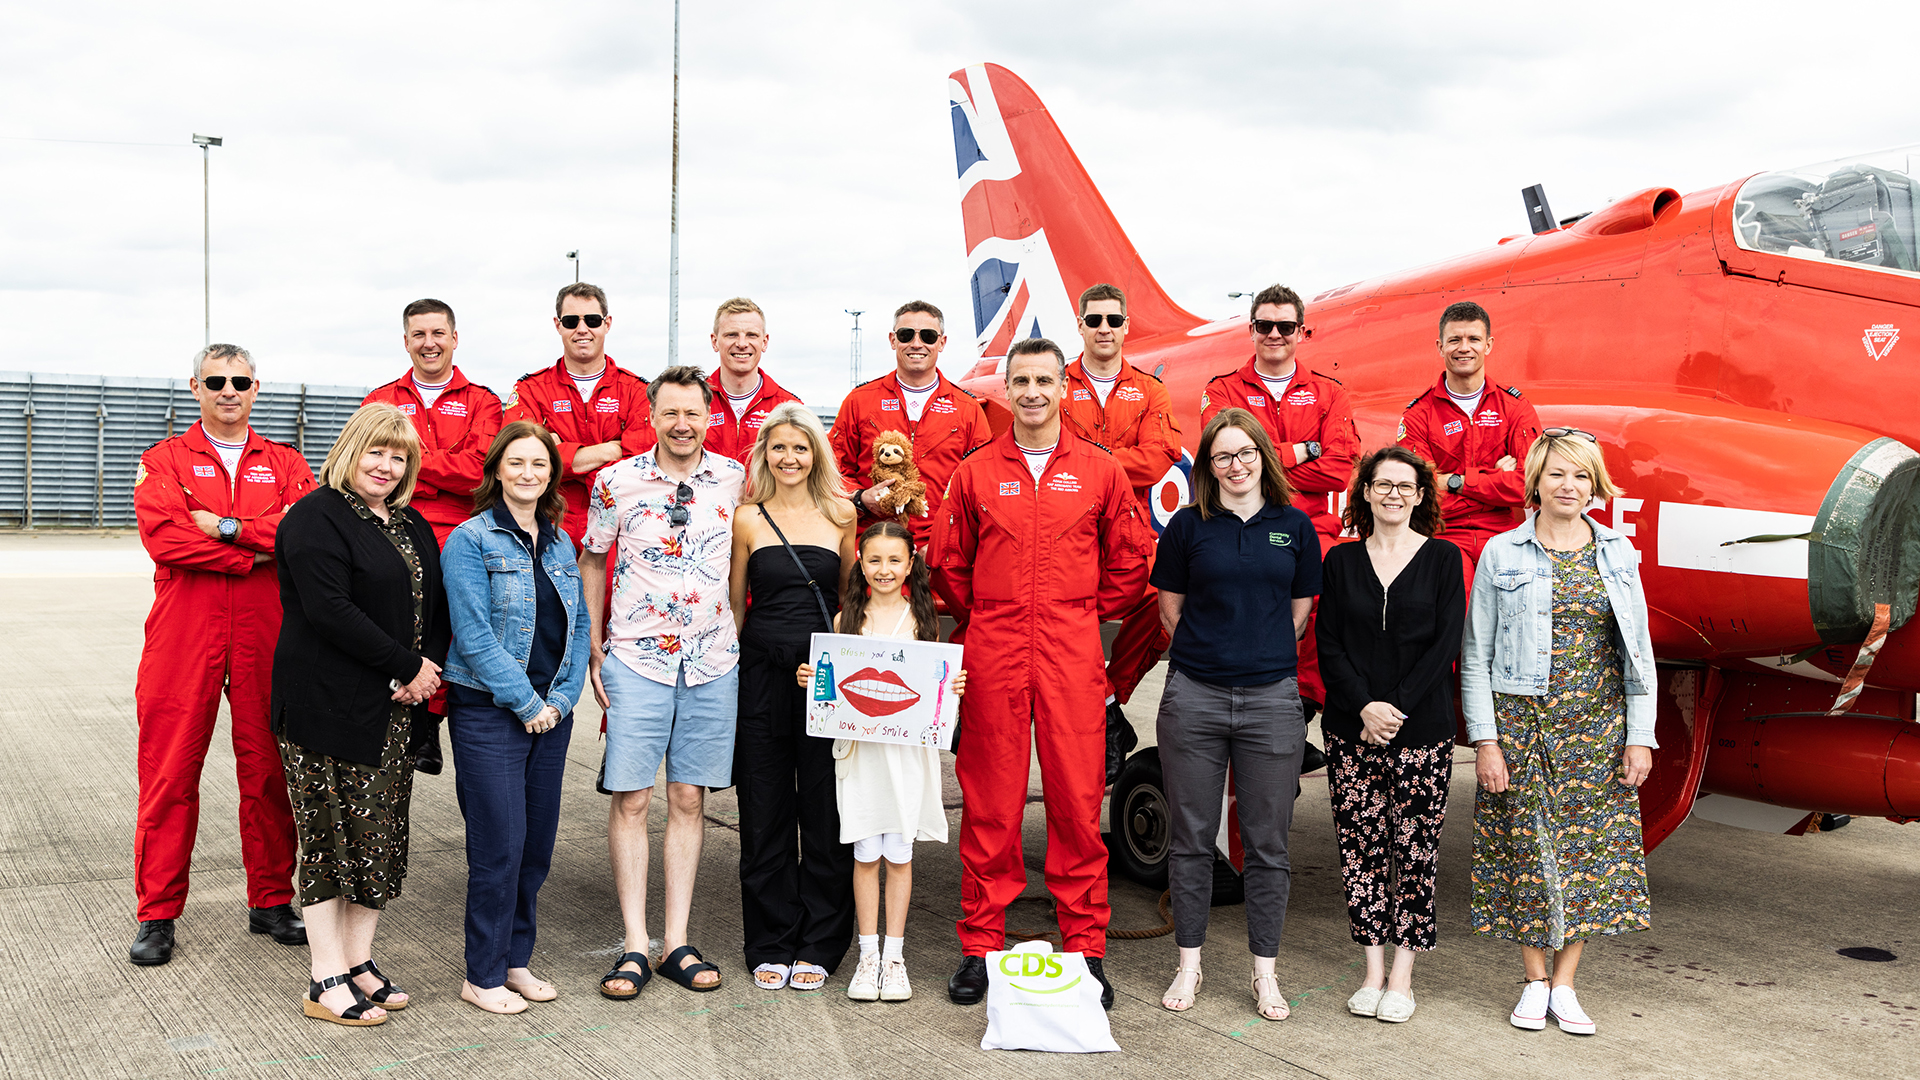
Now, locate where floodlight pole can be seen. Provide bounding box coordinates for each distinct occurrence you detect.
[193,134,222,346]
[667,0,680,366]
[845,309,863,387]
[567,250,580,283]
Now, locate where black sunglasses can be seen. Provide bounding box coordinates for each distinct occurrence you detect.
[667,482,694,527]
[1541,426,1599,442]
[1082,313,1126,329]
[559,313,606,330]
[1251,319,1301,337]
[199,375,254,392]
[894,327,940,345]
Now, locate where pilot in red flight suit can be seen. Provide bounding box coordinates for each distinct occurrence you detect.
[830,300,991,550]
[703,296,802,465]
[504,283,656,546]
[361,298,502,546]
[933,338,1154,1010]
[1201,284,1359,707]
[1059,284,1182,781]
[128,344,315,967]
[1396,300,1541,571]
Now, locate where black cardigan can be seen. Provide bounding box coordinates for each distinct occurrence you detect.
[1316,537,1465,749]
[271,486,450,767]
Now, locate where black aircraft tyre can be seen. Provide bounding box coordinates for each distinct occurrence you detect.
[1111,748,1171,889]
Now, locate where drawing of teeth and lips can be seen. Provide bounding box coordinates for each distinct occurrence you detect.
[838,668,922,716]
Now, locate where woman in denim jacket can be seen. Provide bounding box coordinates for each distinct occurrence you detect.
[1461,428,1656,1037]
[441,421,591,1014]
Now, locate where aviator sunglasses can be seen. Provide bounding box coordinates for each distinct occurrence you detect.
[667,482,694,527]
[1542,426,1599,442]
[1082,313,1127,329]
[559,313,606,330]
[894,327,941,345]
[199,375,254,392]
[1251,319,1302,337]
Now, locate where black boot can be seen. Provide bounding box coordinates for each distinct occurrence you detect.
[129,919,175,966]
[1085,956,1115,1010]
[948,955,989,1004]
[249,903,308,946]
[409,711,444,775]
[1104,702,1138,785]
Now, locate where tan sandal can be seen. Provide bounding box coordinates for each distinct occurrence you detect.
[1252,971,1290,1021]
[462,980,529,1014]
[1162,966,1203,1012]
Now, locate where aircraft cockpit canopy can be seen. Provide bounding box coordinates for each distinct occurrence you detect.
[1732,147,1920,279]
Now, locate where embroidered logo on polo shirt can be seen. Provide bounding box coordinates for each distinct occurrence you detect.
[552,400,573,412]
[999,481,1021,496]
[595,399,620,414]
[1269,532,1292,546]
[1286,389,1316,406]
[929,398,956,414]
[1443,419,1464,436]
[243,465,277,484]
[397,403,417,415]
[1474,409,1502,427]
[1046,473,1081,492]
[1073,389,1093,401]
[193,464,217,478]
[1116,385,1144,402]
[438,399,468,417]
[881,399,901,411]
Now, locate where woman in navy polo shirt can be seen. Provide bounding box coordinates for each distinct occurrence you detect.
[1149,407,1322,1022]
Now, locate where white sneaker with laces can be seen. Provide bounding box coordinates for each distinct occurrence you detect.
[846,953,881,1001]
[879,957,912,1001]
[1510,980,1549,1030]
[1548,985,1596,1035]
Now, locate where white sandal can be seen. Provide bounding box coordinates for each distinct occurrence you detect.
[752,963,792,990]
[1252,971,1290,1021]
[1162,966,1203,1012]
[790,961,828,991]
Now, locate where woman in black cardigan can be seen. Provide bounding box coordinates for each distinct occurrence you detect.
[272,403,449,1027]
[1316,445,1465,1025]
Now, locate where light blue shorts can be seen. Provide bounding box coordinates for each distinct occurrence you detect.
[599,655,739,791]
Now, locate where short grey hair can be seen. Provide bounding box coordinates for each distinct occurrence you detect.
[1005,337,1066,380]
[193,343,256,380]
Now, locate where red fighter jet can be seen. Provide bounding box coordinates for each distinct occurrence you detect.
[945,62,1920,885]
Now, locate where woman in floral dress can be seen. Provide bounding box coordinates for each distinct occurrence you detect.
[1460,428,1658,1037]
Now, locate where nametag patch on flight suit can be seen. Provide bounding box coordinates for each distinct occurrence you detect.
[1474,409,1503,427]
[595,399,620,414]
[552,400,573,412]
[1248,395,1266,407]
[1116,385,1144,402]
[398,403,417,415]
[999,481,1021,496]
[1287,389,1317,406]
[243,465,277,484]
[193,465,217,478]
[1269,532,1292,546]
[929,398,956,414]
[1444,420,1464,436]
[1046,473,1081,493]
[439,400,468,417]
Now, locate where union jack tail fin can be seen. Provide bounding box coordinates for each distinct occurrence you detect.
[949,63,1201,362]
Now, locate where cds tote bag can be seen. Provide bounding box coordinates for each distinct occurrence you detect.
[980,941,1120,1053]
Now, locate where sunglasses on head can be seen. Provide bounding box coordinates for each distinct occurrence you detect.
[200,375,254,392]
[559,313,606,330]
[1082,313,1126,329]
[667,482,693,527]
[894,327,940,345]
[1251,319,1301,338]
[1542,426,1599,442]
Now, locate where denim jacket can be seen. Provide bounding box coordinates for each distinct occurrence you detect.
[441,506,591,721]
[1461,512,1658,748]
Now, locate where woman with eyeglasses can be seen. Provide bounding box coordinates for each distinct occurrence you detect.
[1150,408,1321,1022]
[726,403,858,994]
[1315,446,1465,1024]
[1462,427,1656,1036]
[439,421,592,1013]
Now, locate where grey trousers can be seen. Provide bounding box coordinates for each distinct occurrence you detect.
[1154,669,1306,956]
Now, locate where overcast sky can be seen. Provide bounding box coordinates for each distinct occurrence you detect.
[5,1,1917,405]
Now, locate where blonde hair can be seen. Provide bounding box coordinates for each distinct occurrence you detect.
[713,296,765,332]
[320,403,423,509]
[745,403,853,526]
[1523,431,1618,506]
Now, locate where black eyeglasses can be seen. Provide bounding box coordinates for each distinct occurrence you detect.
[1251,319,1301,338]
[667,482,694,527]
[559,313,606,330]
[1541,427,1598,442]
[1369,480,1419,497]
[1082,313,1126,329]
[894,327,940,345]
[1209,447,1260,469]
[199,375,254,392]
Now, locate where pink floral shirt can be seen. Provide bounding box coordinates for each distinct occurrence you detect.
[583,449,746,686]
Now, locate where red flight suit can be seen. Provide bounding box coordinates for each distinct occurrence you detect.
[1201,357,1359,706]
[132,423,314,921]
[1060,358,1182,705]
[504,357,655,547]
[362,367,503,546]
[1396,373,1541,568]
[931,426,1155,956]
[703,368,803,466]
[829,370,991,549]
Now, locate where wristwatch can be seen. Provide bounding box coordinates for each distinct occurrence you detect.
[217,517,240,542]
[1301,440,1322,462]
[1446,473,1465,493]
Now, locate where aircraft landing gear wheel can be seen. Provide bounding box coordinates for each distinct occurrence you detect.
[1110,749,1169,889]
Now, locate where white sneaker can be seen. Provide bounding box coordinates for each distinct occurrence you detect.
[1510,980,1549,1030]
[846,953,881,1001]
[879,957,912,1001]
[1376,989,1416,1023]
[1548,985,1596,1035]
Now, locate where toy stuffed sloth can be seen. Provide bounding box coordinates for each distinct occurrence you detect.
[869,430,928,519]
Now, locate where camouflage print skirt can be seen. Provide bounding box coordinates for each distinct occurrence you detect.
[278,703,415,909]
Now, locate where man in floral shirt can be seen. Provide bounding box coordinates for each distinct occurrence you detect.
[580,365,746,996]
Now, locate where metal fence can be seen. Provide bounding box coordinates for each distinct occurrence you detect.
[0,372,370,528]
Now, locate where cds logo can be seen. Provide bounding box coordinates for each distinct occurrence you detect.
[1286,389,1316,406]
[1443,420,1465,437]
[552,400,573,413]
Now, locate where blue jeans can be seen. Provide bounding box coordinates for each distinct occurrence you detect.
[448,694,572,987]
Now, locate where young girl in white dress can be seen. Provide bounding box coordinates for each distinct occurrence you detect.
[796,521,965,1002]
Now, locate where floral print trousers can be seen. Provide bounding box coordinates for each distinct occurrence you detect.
[1325,732,1452,950]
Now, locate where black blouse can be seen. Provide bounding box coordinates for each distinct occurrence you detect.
[1316,537,1466,748]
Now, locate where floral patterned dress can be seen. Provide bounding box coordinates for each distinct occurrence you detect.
[277,491,423,909]
[1470,541,1650,948]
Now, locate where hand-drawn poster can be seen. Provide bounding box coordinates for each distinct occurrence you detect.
[805,632,963,751]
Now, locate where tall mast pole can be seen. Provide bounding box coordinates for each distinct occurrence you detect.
[667,0,680,366]
[192,134,221,346]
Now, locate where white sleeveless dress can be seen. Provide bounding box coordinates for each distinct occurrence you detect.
[834,608,950,845]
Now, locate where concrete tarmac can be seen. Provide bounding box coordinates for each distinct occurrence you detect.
[2,533,1916,1079]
